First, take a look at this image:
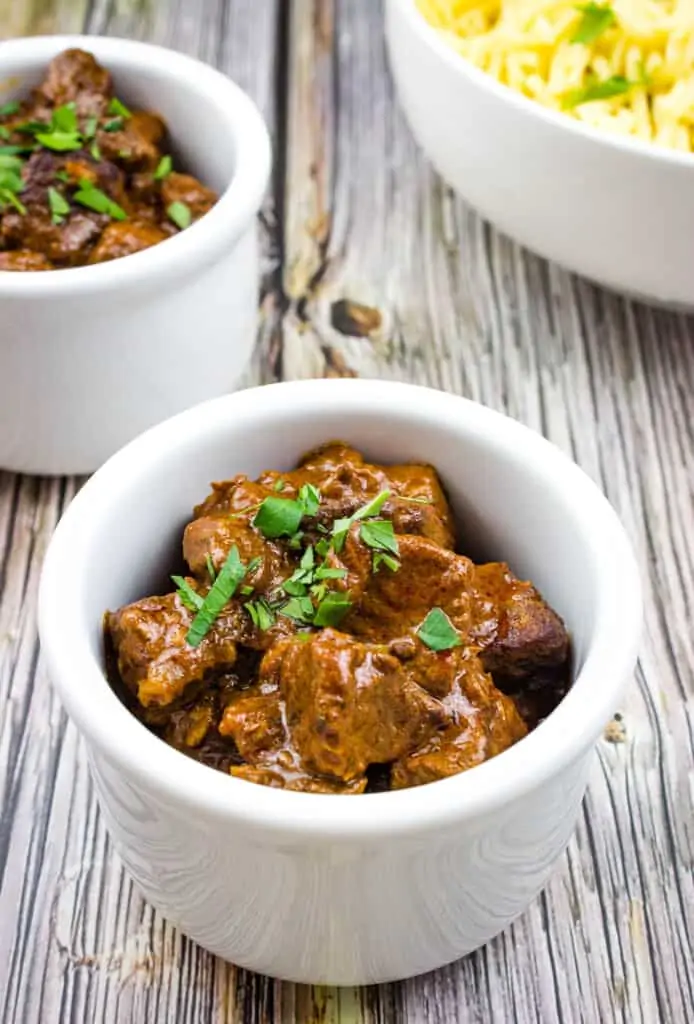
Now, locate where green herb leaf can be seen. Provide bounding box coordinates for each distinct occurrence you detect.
[90,141,101,161]
[84,116,98,139]
[332,490,391,552]
[205,554,217,583]
[563,75,632,108]
[245,598,276,630]
[314,565,347,581]
[0,127,10,140]
[47,186,70,225]
[279,595,315,624]
[154,154,173,180]
[108,97,131,119]
[288,531,304,550]
[171,575,204,612]
[73,180,127,221]
[52,103,78,134]
[246,556,263,575]
[416,608,462,652]
[253,496,304,539]
[0,144,27,155]
[0,187,26,214]
[300,546,315,571]
[571,3,616,45]
[0,100,20,118]
[314,592,352,627]
[167,200,192,230]
[315,537,331,558]
[352,490,390,521]
[35,130,82,152]
[15,120,49,135]
[283,577,309,597]
[0,153,23,171]
[360,519,399,556]
[298,483,321,517]
[186,545,247,647]
[373,552,399,573]
[102,117,124,133]
[54,170,71,183]
[240,584,254,596]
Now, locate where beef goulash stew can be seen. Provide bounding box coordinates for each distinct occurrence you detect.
[105,444,572,794]
[0,49,216,271]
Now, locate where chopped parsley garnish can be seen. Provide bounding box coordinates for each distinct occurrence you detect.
[102,117,124,133]
[205,554,217,583]
[280,595,315,624]
[35,129,82,151]
[0,100,20,118]
[313,592,352,627]
[154,154,173,180]
[254,495,305,539]
[0,153,23,171]
[0,164,26,214]
[186,545,248,647]
[35,104,81,151]
[84,116,98,139]
[563,75,632,107]
[167,200,192,230]
[332,489,391,552]
[171,575,204,612]
[245,597,276,630]
[373,552,399,573]
[360,519,399,556]
[108,97,131,119]
[416,608,462,652]
[298,483,320,517]
[73,179,127,220]
[47,186,70,225]
[571,3,616,45]
[0,144,28,156]
[90,141,102,161]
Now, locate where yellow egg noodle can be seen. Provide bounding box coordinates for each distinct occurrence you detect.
[417,0,694,152]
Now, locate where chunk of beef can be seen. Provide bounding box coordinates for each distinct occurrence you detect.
[261,630,446,782]
[183,515,292,595]
[219,686,286,762]
[36,48,112,116]
[391,650,527,788]
[97,111,166,171]
[107,587,239,708]
[386,463,456,549]
[163,695,218,750]
[471,563,569,686]
[161,171,216,221]
[87,220,169,263]
[345,534,477,643]
[0,250,54,271]
[1,206,105,266]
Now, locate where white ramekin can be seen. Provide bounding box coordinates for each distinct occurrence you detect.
[386,0,694,308]
[0,35,271,474]
[38,379,642,984]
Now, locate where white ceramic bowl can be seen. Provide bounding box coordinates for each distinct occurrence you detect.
[38,379,641,985]
[386,0,694,307]
[0,35,271,475]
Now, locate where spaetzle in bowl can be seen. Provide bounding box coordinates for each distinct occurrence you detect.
[386,0,694,306]
[417,0,694,152]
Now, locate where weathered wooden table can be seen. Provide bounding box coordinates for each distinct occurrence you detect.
[1,2,693,1021]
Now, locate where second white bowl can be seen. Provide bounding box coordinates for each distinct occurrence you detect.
[0,35,271,475]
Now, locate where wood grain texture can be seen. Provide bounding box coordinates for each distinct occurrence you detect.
[1,0,693,1021]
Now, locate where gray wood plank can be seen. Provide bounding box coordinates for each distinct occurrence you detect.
[283,2,694,1023]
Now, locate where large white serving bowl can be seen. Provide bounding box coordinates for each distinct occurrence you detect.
[385,0,694,308]
[0,35,271,475]
[38,378,641,985]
